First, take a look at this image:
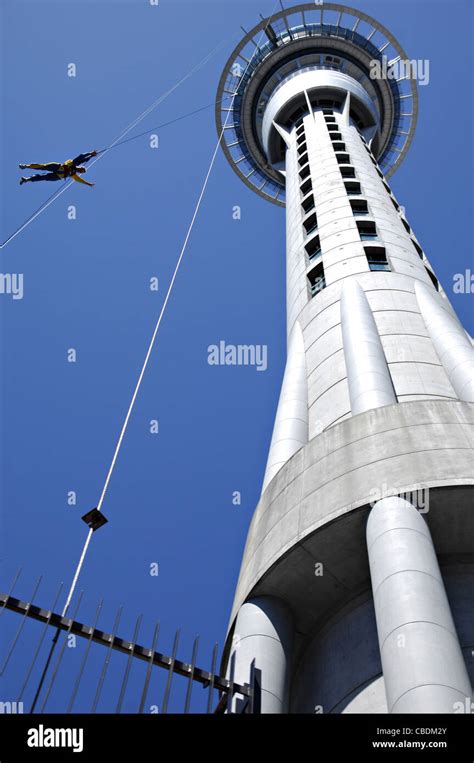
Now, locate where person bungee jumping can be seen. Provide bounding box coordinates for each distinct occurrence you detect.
[19,150,98,187]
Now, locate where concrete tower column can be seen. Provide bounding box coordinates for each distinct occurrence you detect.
[415,281,474,402]
[367,496,472,713]
[229,596,294,713]
[341,279,397,414]
[261,321,308,492]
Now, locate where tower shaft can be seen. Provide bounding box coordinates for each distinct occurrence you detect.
[217,4,474,714]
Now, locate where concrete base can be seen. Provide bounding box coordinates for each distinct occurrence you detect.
[223,400,474,713]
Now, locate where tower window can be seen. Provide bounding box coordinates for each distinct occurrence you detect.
[297,140,307,155]
[303,212,318,236]
[305,234,321,260]
[300,177,312,196]
[322,109,333,115]
[296,133,306,147]
[390,197,400,212]
[329,132,342,141]
[308,262,326,297]
[299,163,311,180]
[325,116,336,123]
[350,199,369,215]
[341,166,356,178]
[298,151,309,167]
[301,194,315,214]
[287,106,308,130]
[332,142,346,152]
[345,181,361,195]
[412,239,423,258]
[357,220,378,240]
[401,218,411,234]
[365,246,390,271]
[336,153,351,165]
[327,124,339,132]
[296,123,305,138]
[425,267,439,290]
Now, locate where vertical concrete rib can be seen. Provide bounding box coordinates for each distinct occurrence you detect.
[229,596,294,713]
[262,321,308,492]
[415,282,474,402]
[341,279,397,415]
[367,497,472,713]
[341,90,351,125]
[272,120,291,148]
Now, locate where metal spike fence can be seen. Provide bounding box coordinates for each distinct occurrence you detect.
[0,570,261,714]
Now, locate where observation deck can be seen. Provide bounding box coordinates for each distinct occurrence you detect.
[216,3,418,205]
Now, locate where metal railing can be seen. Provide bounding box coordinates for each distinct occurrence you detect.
[0,571,261,715]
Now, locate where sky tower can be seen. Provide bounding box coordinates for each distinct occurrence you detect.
[216,3,474,714]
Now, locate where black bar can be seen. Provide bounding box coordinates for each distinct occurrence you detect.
[116,614,142,713]
[184,636,199,714]
[91,606,123,713]
[138,622,160,714]
[248,660,262,715]
[161,629,180,714]
[213,692,228,714]
[17,582,64,703]
[40,593,84,712]
[226,651,235,715]
[0,576,42,676]
[207,643,218,714]
[67,599,104,713]
[0,714,472,761]
[0,568,22,617]
[30,630,60,713]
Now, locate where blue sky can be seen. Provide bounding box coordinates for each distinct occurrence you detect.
[1,0,472,713]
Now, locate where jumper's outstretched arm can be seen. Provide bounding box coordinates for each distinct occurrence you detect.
[71,174,94,187]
